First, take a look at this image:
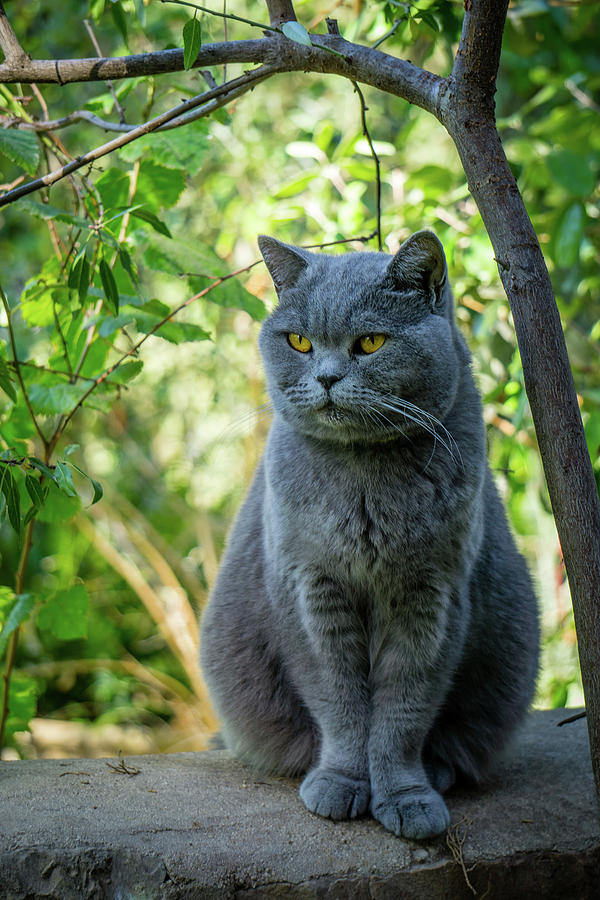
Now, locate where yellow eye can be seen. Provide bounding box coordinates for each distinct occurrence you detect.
[358,333,386,354]
[287,333,312,353]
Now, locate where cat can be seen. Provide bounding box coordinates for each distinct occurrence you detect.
[200,230,539,840]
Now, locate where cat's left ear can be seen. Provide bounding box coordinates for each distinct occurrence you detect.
[258,236,312,294]
[386,230,447,308]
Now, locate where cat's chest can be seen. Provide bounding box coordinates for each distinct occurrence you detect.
[265,430,464,572]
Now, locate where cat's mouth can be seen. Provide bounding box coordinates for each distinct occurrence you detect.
[320,404,343,420]
[315,400,353,425]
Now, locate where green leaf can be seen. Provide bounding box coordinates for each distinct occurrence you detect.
[97,313,136,337]
[35,481,81,523]
[281,21,312,47]
[20,258,67,326]
[68,254,90,305]
[38,584,89,641]
[127,308,211,344]
[273,171,319,199]
[95,168,131,211]
[25,472,49,508]
[183,14,202,70]
[129,208,172,238]
[0,129,40,176]
[118,122,210,169]
[416,10,439,32]
[24,470,50,525]
[555,202,585,268]
[142,239,228,279]
[140,238,267,320]
[20,292,55,327]
[17,199,89,229]
[0,586,15,625]
[67,462,103,505]
[27,383,85,416]
[0,358,17,403]
[135,160,186,207]
[97,228,119,251]
[54,460,78,497]
[0,465,21,536]
[110,359,144,384]
[110,0,129,46]
[119,246,138,286]
[99,257,120,315]
[546,149,596,197]
[2,675,37,743]
[89,0,106,22]
[0,593,34,660]
[28,457,56,480]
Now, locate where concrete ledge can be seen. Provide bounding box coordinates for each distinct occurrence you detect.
[1,709,598,899]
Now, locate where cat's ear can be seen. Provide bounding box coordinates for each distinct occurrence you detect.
[258,236,311,294]
[386,231,447,306]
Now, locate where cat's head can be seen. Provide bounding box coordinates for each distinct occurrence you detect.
[258,231,468,446]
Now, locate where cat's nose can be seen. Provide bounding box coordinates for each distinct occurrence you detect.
[316,372,342,390]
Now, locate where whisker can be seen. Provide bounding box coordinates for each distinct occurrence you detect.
[388,395,462,456]
[368,406,410,441]
[213,401,274,443]
[355,387,463,469]
[376,400,455,458]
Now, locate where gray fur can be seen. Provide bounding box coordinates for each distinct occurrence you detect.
[200,231,539,840]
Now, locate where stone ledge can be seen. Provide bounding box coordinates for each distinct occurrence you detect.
[0,709,598,899]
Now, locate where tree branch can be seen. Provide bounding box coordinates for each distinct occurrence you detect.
[451,0,507,114]
[0,1,27,63]
[352,82,382,251]
[83,17,126,125]
[0,65,276,208]
[0,35,442,117]
[439,0,600,816]
[264,0,297,27]
[0,41,264,84]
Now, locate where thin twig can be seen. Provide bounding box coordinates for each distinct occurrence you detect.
[0,519,35,749]
[352,82,382,251]
[0,283,48,450]
[84,18,126,125]
[564,77,600,114]
[0,64,276,208]
[303,230,378,249]
[52,294,74,377]
[0,630,20,748]
[106,757,140,776]
[8,359,119,385]
[372,18,404,50]
[161,0,279,36]
[222,0,228,84]
[557,709,587,726]
[30,83,48,120]
[446,817,478,896]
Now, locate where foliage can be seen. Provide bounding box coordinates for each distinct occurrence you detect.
[0,0,597,756]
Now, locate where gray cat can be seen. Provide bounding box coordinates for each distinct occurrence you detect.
[200,231,539,840]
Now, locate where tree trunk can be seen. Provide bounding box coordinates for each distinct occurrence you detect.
[438,0,600,812]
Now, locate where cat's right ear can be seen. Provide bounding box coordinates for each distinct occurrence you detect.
[385,231,447,305]
[258,236,310,294]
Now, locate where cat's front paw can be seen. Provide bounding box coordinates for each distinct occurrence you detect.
[371,788,450,840]
[299,767,370,820]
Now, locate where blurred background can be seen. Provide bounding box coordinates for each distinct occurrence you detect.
[0,0,598,759]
